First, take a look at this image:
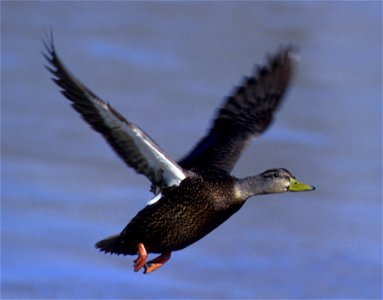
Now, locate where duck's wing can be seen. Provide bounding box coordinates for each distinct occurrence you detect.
[178,47,298,173]
[43,36,186,194]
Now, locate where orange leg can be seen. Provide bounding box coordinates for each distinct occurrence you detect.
[133,243,147,272]
[144,252,171,274]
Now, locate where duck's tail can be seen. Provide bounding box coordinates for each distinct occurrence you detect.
[95,234,135,255]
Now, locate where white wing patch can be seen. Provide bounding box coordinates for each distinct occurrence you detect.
[147,193,163,205]
[95,99,186,191]
[131,124,186,186]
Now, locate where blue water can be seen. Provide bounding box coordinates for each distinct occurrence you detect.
[2,2,382,299]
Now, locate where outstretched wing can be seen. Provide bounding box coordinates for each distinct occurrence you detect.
[178,47,298,173]
[43,36,185,194]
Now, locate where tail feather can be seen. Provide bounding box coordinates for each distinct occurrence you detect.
[95,234,135,255]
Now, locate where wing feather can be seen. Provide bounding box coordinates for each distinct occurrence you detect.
[43,35,185,193]
[178,47,298,173]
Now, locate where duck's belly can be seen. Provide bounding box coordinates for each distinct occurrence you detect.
[120,192,243,254]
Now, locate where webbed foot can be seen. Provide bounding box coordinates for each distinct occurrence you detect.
[144,252,171,274]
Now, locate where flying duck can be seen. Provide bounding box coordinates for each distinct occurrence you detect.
[44,35,315,274]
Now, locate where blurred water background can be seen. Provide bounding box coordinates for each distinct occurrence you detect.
[2,2,382,299]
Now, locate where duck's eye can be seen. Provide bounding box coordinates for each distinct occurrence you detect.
[273,173,280,178]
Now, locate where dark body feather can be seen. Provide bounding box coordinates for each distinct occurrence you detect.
[97,169,243,255]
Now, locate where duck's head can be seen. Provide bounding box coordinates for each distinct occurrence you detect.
[258,168,315,194]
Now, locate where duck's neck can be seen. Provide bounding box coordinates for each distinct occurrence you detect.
[234,175,268,200]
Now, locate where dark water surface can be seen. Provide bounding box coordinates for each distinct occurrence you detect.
[2,2,382,299]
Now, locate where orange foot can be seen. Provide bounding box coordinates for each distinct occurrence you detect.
[133,243,147,272]
[144,252,171,274]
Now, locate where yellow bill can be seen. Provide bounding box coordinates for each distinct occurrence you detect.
[288,178,315,192]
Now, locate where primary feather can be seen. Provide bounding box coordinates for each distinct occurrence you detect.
[178,47,297,172]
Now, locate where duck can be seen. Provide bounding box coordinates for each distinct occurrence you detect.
[44,35,315,274]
